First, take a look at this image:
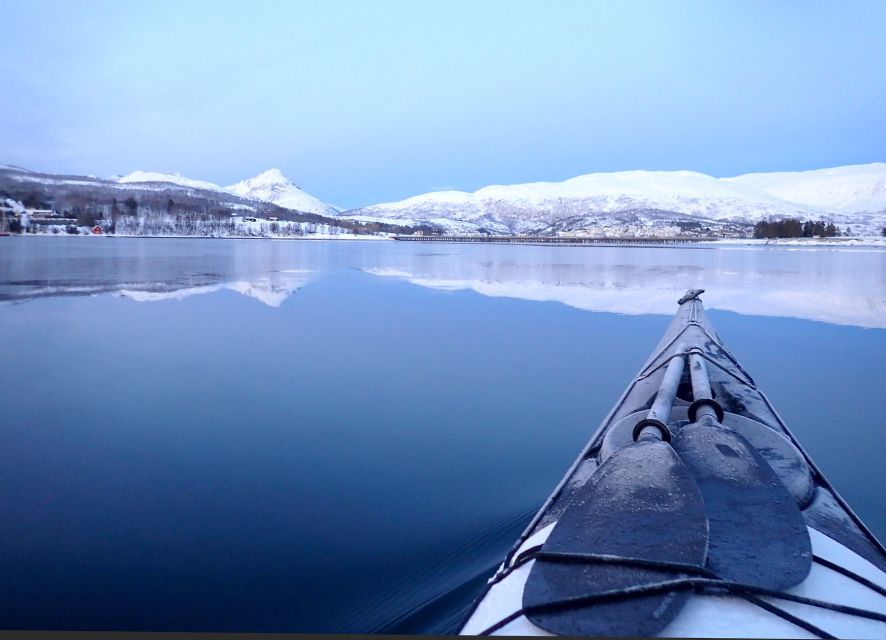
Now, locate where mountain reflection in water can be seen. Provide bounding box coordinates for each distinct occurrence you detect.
[2,237,884,328]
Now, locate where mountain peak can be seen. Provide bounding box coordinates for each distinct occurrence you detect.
[249,168,294,187]
[111,167,337,215]
[226,169,338,215]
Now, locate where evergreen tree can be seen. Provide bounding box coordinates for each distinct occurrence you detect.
[753,218,839,239]
[76,208,97,227]
[802,221,813,237]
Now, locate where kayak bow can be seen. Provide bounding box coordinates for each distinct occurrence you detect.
[460,291,886,638]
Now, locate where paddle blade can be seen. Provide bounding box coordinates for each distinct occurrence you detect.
[672,423,812,590]
[523,439,708,637]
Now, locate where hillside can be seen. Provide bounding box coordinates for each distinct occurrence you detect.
[345,164,886,236]
[0,166,419,237]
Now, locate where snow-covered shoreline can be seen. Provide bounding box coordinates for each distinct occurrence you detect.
[703,237,886,248]
[7,231,886,247]
[6,231,391,241]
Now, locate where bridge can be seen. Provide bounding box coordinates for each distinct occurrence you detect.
[393,235,719,245]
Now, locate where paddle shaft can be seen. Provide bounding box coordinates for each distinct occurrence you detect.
[637,343,686,440]
[688,349,724,424]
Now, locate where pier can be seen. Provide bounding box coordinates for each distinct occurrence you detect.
[393,235,719,245]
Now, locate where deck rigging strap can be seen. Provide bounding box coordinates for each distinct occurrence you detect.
[494,545,886,599]
[636,299,758,386]
[812,555,886,597]
[479,593,837,639]
[637,348,756,388]
[478,551,886,637]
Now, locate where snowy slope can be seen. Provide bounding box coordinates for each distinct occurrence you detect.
[372,171,798,219]
[225,169,338,216]
[0,165,382,237]
[116,170,223,192]
[115,168,338,215]
[348,164,886,235]
[725,163,886,213]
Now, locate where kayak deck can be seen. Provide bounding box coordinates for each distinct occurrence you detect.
[460,292,885,637]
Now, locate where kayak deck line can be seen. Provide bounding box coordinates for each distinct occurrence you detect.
[459,290,886,637]
[464,521,886,637]
[635,348,756,388]
[476,571,885,637]
[486,535,885,600]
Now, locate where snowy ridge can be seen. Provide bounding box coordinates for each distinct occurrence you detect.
[348,164,886,235]
[116,170,224,192]
[114,168,338,215]
[225,169,339,216]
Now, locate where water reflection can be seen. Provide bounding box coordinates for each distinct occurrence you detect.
[118,270,315,307]
[363,263,886,329]
[1,238,885,328]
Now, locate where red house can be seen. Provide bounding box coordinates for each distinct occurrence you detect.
[92,225,103,234]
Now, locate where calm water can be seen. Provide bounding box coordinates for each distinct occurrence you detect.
[1,237,884,633]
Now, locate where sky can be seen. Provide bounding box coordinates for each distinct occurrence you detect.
[1,0,885,209]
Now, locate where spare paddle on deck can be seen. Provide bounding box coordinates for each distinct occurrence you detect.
[523,348,709,637]
[672,349,812,591]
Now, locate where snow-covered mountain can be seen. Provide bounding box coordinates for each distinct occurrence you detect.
[116,170,223,192]
[9,162,886,236]
[114,168,338,216]
[225,169,338,216]
[347,163,886,235]
[0,165,408,237]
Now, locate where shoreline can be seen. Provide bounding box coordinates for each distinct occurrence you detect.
[5,233,885,248]
[703,237,886,248]
[5,232,392,241]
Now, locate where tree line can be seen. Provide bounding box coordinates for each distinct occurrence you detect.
[753,218,839,239]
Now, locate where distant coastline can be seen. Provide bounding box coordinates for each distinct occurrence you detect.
[4,163,886,239]
[4,232,885,248]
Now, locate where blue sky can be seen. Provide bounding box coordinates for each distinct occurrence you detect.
[1,0,885,209]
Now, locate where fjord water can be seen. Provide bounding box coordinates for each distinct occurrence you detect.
[0,237,884,633]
